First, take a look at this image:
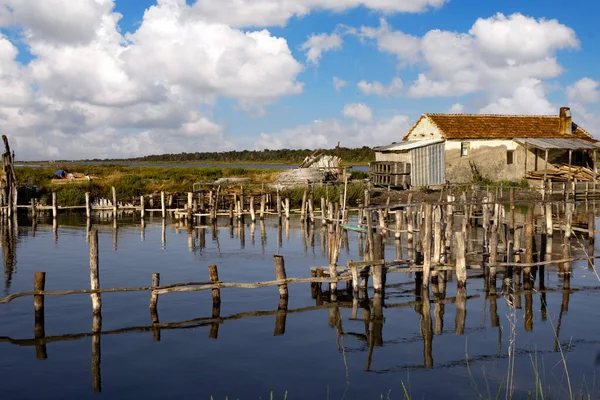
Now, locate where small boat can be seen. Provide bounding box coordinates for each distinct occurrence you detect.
[340,223,367,232]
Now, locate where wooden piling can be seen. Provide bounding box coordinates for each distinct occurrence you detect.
[422,204,432,289]
[161,191,166,219]
[111,186,117,215]
[277,191,282,219]
[588,212,595,245]
[149,273,160,326]
[273,255,288,299]
[284,198,290,220]
[208,264,221,304]
[301,190,307,221]
[140,195,145,219]
[455,231,467,288]
[85,192,91,219]
[259,194,265,220]
[545,203,552,237]
[52,192,57,219]
[33,271,47,360]
[89,229,101,314]
[372,233,384,292]
[523,205,534,290]
[320,197,326,225]
[249,196,256,222]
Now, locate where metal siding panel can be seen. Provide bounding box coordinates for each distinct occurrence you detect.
[410,142,446,187]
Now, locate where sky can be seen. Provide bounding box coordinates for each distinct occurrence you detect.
[0,0,599,160]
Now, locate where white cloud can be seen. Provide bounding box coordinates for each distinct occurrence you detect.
[301,33,342,65]
[0,0,115,45]
[447,103,464,113]
[479,79,554,115]
[357,18,420,65]
[358,77,403,96]
[254,114,412,150]
[333,76,348,91]
[406,13,578,101]
[190,0,449,28]
[342,103,373,123]
[566,77,599,104]
[0,0,305,160]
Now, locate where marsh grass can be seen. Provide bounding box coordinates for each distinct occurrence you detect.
[16,164,282,205]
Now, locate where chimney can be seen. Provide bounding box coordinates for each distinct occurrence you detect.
[559,107,572,135]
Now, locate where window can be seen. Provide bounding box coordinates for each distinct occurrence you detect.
[460,142,470,157]
[574,151,583,163]
[507,150,514,165]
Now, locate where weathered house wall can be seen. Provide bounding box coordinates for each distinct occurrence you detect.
[445,140,525,183]
[405,118,442,141]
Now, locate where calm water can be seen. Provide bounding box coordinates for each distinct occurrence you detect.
[0,210,600,399]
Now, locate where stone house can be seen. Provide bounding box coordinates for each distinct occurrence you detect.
[372,107,598,186]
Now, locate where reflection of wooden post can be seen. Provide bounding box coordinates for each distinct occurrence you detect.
[91,313,102,393]
[455,286,466,335]
[421,293,433,368]
[34,272,47,360]
[274,296,288,337]
[89,229,101,315]
[524,292,533,332]
[455,232,467,288]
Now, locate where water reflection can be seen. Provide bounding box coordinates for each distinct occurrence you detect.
[0,201,600,398]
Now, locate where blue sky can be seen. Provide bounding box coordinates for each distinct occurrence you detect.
[0,0,598,159]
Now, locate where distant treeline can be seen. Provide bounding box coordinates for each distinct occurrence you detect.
[124,147,375,165]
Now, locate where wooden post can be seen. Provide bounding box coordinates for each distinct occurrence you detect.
[301,190,307,222]
[276,191,282,219]
[208,264,221,304]
[273,255,288,299]
[489,227,498,294]
[455,231,467,288]
[545,203,553,237]
[111,186,117,215]
[140,195,145,219]
[33,271,47,359]
[249,196,256,222]
[308,193,315,223]
[588,212,595,245]
[89,229,101,314]
[52,192,57,219]
[149,272,160,339]
[320,197,326,225]
[284,197,290,219]
[372,233,384,292]
[161,191,166,219]
[260,194,265,220]
[509,187,515,232]
[423,204,432,289]
[187,192,193,221]
[523,205,534,290]
[85,192,91,219]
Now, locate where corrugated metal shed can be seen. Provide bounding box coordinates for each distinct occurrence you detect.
[411,141,445,187]
[374,139,444,152]
[514,138,598,150]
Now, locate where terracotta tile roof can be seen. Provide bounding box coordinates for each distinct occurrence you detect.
[403,114,596,142]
